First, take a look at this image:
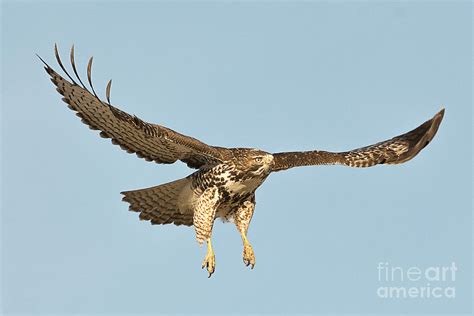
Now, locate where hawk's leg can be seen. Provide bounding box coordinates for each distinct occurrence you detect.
[241,233,255,269]
[234,198,256,269]
[201,238,215,278]
[193,187,219,277]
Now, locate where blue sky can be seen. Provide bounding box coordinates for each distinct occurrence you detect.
[1,1,472,315]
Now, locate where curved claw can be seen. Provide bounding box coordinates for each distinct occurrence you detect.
[243,258,255,269]
[202,248,216,278]
[243,242,255,269]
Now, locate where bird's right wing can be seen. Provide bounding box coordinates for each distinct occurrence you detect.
[39,45,231,169]
[271,109,444,172]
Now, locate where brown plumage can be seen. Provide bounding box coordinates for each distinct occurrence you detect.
[122,178,194,226]
[39,45,445,277]
[42,44,231,169]
[272,109,444,171]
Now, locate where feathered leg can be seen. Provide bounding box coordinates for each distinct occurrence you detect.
[234,198,256,269]
[193,187,220,277]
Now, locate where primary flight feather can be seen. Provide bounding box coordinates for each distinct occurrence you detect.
[40,45,444,277]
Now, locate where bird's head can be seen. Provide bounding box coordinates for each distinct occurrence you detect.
[234,148,274,176]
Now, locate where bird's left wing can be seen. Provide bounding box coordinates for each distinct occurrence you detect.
[39,45,231,169]
[271,109,444,172]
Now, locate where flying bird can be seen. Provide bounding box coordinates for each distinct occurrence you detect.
[39,45,444,277]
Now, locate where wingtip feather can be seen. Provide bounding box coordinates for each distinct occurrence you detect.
[106,79,112,104]
[70,44,88,89]
[36,53,49,67]
[54,43,78,85]
[87,56,99,98]
[436,107,445,120]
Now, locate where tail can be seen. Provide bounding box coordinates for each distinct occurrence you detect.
[121,177,194,226]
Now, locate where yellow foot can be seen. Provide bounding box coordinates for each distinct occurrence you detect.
[243,242,255,269]
[201,250,216,278]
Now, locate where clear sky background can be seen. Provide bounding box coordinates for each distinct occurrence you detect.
[1,1,472,315]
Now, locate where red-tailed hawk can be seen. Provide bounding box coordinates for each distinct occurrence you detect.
[39,45,444,277]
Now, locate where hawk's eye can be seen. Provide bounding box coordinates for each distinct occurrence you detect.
[255,157,263,163]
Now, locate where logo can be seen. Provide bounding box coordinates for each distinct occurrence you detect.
[377,262,457,299]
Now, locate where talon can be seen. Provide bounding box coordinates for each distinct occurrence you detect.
[242,241,256,269]
[202,256,215,276]
[201,240,216,277]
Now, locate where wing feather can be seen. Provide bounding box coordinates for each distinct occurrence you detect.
[40,45,231,169]
[272,109,444,172]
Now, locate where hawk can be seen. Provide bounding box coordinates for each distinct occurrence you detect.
[39,45,444,277]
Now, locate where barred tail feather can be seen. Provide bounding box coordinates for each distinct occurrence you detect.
[121,178,194,226]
